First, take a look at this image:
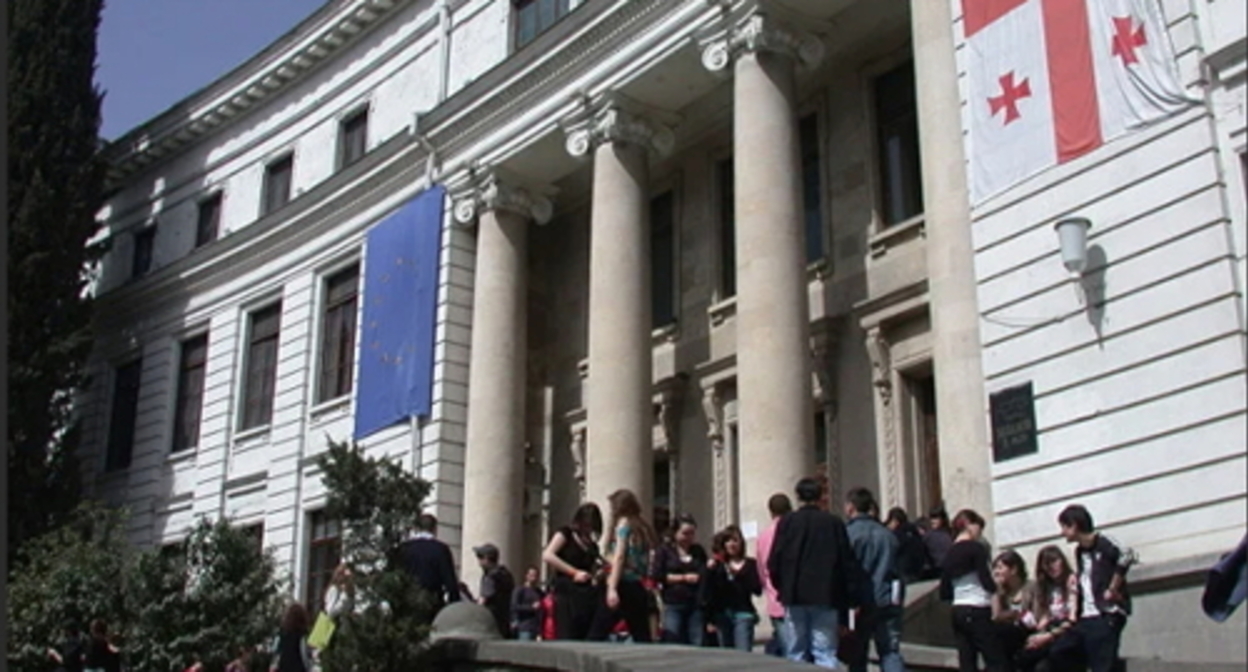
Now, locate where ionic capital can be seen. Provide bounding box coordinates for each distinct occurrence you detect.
[699,11,825,73]
[451,168,555,227]
[562,93,677,159]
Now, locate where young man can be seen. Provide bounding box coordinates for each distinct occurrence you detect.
[511,566,546,641]
[755,493,794,657]
[767,478,865,668]
[398,513,461,612]
[843,488,905,672]
[474,542,516,638]
[1057,504,1137,672]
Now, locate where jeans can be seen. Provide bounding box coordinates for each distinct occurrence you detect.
[660,603,705,646]
[784,605,840,668]
[951,605,1008,672]
[516,630,537,641]
[764,616,787,657]
[846,606,904,672]
[587,580,652,643]
[1053,615,1125,672]
[713,611,758,651]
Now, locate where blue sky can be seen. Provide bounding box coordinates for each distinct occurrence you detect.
[97,0,327,140]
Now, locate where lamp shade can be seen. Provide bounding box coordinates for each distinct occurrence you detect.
[1055,217,1092,275]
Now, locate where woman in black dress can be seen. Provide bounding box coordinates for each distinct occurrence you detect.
[273,602,312,672]
[83,619,121,672]
[541,503,604,640]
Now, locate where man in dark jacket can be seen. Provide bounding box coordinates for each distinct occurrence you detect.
[767,478,865,668]
[1056,504,1138,672]
[398,513,462,612]
[844,489,904,672]
[474,542,516,638]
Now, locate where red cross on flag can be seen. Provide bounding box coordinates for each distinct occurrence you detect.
[964,0,1194,203]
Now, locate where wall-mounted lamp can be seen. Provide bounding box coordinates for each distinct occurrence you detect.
[1054,217,1093,276]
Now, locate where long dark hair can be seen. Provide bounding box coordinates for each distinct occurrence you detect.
[281,602,310,636]
[1033,545,1074,616]
[992,549,1028,595]
[720,525,748,560]
[606,489,657,550]
[571,502,603,540]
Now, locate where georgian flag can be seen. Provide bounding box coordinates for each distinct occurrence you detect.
[964,0,1194,203]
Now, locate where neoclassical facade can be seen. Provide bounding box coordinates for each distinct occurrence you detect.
[85,0,1246,664]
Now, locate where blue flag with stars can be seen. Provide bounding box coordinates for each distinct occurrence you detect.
[353,185,445,440]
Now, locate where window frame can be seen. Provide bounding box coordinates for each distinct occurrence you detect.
[316,263,361,405]
[337,107,370,171]
[649,178,681,331]
[132,225,156,278]
[512,0,574,51]
[239,302,283,431]
[171,332,210,454]
[714,154,737,301]
[195,192,223,248]
[261,153,295,217]
[305,510,341,613]
[105,357,144,472]
[868,58,925,230]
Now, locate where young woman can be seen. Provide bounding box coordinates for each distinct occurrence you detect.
[652,513,708,646]
[271,602,313,672]
[939,509,1008,672]
[83,620,121,672]
[1015,545,1078,672]
[705,525,762,651]
[541,502,604,640]
[323,562,355,619]
[992,550,1032,665]
[587,489,658,643]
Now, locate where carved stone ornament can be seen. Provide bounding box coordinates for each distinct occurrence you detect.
[653,377,687,455]
[701,386,725,452]
[864,326,892,404]
[699,11,825,74]
[568,425,587,502]
[563,95,676,159]
[451,168,554,227]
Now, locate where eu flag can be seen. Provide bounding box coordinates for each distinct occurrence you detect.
[353,185,445,440]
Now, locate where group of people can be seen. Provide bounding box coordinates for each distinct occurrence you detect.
[439,483,1140,672]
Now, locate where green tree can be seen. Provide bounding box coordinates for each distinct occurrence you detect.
[7,0,109,569]
[315,439,439,672]
[126,518,286,672]
[6,503,134,672]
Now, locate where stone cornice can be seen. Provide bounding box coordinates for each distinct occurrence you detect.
[103,0,431,184]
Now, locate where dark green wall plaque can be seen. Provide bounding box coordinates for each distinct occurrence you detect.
[990,382,1038,462]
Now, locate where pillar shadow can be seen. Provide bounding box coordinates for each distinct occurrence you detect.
[1081,244,1109,348]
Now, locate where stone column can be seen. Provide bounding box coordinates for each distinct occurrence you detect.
[702,12,825,532]
[565,97,674,512]
[454,170,553,579]
[910,1,995,530]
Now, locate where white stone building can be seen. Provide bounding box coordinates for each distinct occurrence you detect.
[84,0,1245,664]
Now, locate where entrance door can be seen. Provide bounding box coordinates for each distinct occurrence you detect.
[902,370,943,515]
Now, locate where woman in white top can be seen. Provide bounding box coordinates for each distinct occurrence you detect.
[1016,545,1078,672]
[991,550,1032,665]
[323,563,355,619]
[939,509,1008,672]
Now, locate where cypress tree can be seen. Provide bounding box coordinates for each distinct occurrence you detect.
[7,0,108,569]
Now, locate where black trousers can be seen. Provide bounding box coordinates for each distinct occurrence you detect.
[1050,615,1125,672]
[586,579,652,643]
[951,605,1010,672]
[553,579,601,641]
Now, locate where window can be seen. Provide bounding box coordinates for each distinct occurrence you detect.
[800,113,825,263]
[514,0,572,49]
[653,455,671,536]
[171,333,208,453]
[106,358,143,471]
[338,110,369,169]
[305,511,341,613]
[132,227,155,278]
[196,193,222,247]
[717,157,737,298]
[813,409,829,465]
[241,303,282,430]
[241,523,265,555]
[651,191,677,329]
[874,61,924,226]
[318,265,359,403]
[262,155,294,216]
